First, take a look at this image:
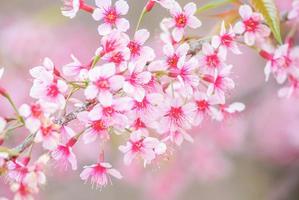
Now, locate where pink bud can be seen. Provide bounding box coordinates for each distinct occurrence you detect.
[145,0,156,12]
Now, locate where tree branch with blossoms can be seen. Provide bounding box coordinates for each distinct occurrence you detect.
[0,0,299,199]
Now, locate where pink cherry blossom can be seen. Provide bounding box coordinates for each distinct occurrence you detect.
[7,157,30,183]
[198,42,226,72]
[84,63,124,104]
[212,21,241,56]
[80,162,122,189]
[77,110,110,144]
[119,131,164,165]
[102,47,130,72]
[19,102,44,133]
[162,2,201,42]
[157,97,196,133]
[168,56,199,92]
[51,140,77,170]
[97,30,130,56]
[123,60,152,101]
[30,72,68,110]
[89,97,132,129]
[62,54,88,80]
[127,29,155,62]
[92,0,130,35]
[192,91,222,125]
[35,121,60,150]
[10,182,37,200]
[233,4,270,46]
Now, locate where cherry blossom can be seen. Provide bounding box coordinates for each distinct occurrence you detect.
[162,2,201,42]
[157,97,196,134]
[234,4,270,46]
[97,30,130,56]
[80,162,122,189]
[51,140,77,170]
[7,157,30,183]
[30,71,68,111]
[212,21,241,56]
[34,120,60,150]
[204,65,235,104]
[84,63,124,103]
[198,42,226,72]
[123,60,152,101]
[192,91,222,125]
[92,0,129,35]
[127,29,155,62]
[119,131,165,165]
[19,102,44,133]
[62,54,88,80]
[77,111,110,144]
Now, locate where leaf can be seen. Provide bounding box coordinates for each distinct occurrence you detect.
[196,0,239,14]
[251,0,282,44]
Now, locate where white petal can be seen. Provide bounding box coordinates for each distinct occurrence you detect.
[184,2,197,16]
[92,8,104,21]
[95,0,111,9]
[98,23,112,36]
[115,0,129,15]
[116,18,130,32]
[172,28,184,42]
[188,16,201,29]
[134,29,150,45]
[99,63,115,78]
[84,85,98,99]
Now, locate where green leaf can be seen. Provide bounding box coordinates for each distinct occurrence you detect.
[251,0,282,44]
[196,0,238,14]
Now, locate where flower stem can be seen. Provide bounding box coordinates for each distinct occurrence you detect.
[3,93,24,124]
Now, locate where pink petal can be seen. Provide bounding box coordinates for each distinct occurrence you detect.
[107,169,123,179]
[109,75,125,91]
[98,91,113,107]
[95,0,111,9]
[84,85,98,99]
[239,5,252,20]
[99,63,115,78]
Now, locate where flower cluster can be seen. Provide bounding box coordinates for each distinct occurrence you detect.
[2,0,296,199]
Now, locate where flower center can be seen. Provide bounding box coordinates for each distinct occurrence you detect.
[128,41,141,57]
[134,118,146,129]
[221,34,233,47]
[206,54,220,68]
[134,98,149,110]
[47,84,59,97]
[91,120,106,132]
[95,79,109,90]
[244,18,259,32]
[167,54,179,68]
[168,106,183,121]
[110,52,124,64]
[95,164,107,174]
[131,139,144,152]
[175,14,187,28]
[103,106,115,117]
[31,104,42,118]
[41,125,53,136]
[196,100,209,112]
[104,8,118,24]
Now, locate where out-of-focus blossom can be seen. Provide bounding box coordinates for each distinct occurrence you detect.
[61,0,81,19]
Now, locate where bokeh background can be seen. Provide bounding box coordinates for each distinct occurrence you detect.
[1,0,299,199]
